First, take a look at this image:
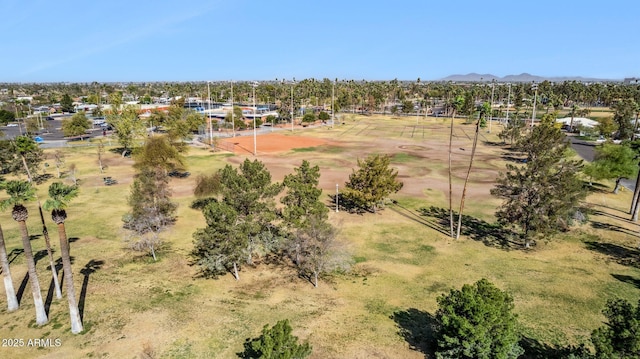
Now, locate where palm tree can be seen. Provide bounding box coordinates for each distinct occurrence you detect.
[1,180,47,325]
[14,136,62,300]
[0,222,18,311]
[456,118,481,239]
[43,182,82,333]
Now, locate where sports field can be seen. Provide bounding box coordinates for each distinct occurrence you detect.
[0,115,639,358]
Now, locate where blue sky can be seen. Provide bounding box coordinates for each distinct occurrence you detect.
[1,0,637,82]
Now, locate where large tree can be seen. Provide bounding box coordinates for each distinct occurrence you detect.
[43,182,83,334]
[0,109,15,125]
[61,112,91,138]
[1,180,48,325]
[435,279,523,359]
[342,154,403,213]
[281,160,327,228]
[60,93,74,113]
[296,213,350,287]
[13,136,62,299]
[107,105,145,156]
[455,118,481,239]
[0,137,44,179]
[583,142,637,193]
[192,159,281,279]
[132,135,185,173]
[613,98,637,141]
[491,115,586,248]
[591,298,640,358]
[124,167,176,261]
[281,160,329,267]
[240,319,312,359]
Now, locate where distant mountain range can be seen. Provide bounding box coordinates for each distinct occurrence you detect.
[439,73,618,83]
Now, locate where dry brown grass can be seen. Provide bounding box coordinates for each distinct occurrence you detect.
[0,117,639,358]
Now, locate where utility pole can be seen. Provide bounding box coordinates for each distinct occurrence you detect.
[335,184,339,212]
[506,83,511,125]
[207,81,213,146]
[331,79,335,128]
[489,79,495,133]
[230,80,235,138]
[252,81,257,156]
[291,79,295,132]
[531,82,538,128]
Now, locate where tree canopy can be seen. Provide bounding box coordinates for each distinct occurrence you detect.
[435,279,523,359]
[240,319,312,359]
[583,142,637,193]
[491,114,586,247]
[62,112,91,138]
[591,298,640,358]
[342,154,403,212]
[192,159,282,280]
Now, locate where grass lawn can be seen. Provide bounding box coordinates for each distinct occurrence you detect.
[0,115,639,358]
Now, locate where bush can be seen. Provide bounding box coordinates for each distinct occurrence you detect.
[435,278,523,359]
[239,319,312,359]
[591,298,640,358]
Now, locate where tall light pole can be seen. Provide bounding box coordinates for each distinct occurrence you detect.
[331,79,335,128]
[252,81,257,156]
[230,80,235,138]
[489,79,495,133]
[291,79,295,132]
[505,83,511,125]
[530,82,538,128]
[207,81,213,146]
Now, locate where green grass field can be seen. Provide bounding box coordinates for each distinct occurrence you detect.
[0,115,638,358]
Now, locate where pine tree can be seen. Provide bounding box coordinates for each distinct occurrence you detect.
[591,298,640,358]
[241,319,312,359]
[343,154,403,213]
[491,114,586,247]
[435,279,522,359]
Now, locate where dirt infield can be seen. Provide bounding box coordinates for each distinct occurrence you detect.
[218,133,331,154]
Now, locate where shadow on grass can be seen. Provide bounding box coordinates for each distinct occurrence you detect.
[585,181,612,194]
[33,249,47,264]
[8,248,23,264]
[519,336,591,359]
[590,221,639,238]
[389,203,449,236]
[591,209,633,223]
[391,308,437,358]
[16,272,28,305]
[108,147,133,158]
[585,241,640,268]
[44,263,62,316]
[611,273,640,289]
[418,206,521,249]
[79,259,105,322]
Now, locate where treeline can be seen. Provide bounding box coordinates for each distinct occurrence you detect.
[3,79,640,120]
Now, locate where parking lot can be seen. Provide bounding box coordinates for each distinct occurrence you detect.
[1,116,109,142]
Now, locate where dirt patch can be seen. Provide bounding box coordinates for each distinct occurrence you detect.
[219,133,332,154]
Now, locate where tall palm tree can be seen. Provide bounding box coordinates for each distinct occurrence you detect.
[43,182,82,333]
[1,180,48,325]
[13,136,62,300]
[0,222,18,311]
[456,118,481,239]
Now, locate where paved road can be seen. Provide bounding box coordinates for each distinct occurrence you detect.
[567,134,637,192]
[567,134,596,162]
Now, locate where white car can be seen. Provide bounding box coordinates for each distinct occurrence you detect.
[6,123,18,127]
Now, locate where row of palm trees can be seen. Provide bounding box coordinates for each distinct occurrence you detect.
[0,180,83,333]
